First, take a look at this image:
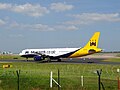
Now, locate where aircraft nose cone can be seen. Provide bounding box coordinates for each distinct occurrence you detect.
[19,53,22,55]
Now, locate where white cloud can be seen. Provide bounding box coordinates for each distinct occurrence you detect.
[73,13,120,21]
[0,3,49,17]
[65,13,120,25]
[0,3,11,9]
[12,3,49,17]
[9,21,78,31]
[54,25,78,31]
[28,24,55,31]
[66,25,78,31]
[50,2,74,12]
[0,19,6,26]
[9,22,55,31]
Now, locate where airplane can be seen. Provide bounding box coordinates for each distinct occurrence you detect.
[19,32,102,62]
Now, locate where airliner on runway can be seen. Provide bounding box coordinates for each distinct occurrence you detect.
[19,32,102,62]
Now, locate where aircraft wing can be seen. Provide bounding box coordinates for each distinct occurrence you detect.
[34,52,48,57]
[34,52,51,58]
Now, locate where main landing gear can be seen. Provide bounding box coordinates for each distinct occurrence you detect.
[57,58,61,62]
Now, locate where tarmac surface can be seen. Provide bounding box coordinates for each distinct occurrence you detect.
[0,58,120,65]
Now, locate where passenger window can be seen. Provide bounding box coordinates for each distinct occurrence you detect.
[25,51,29,54]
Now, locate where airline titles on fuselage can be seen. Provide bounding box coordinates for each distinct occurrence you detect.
[25,50,56,54]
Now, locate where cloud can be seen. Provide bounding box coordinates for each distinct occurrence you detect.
[66,25,78,31]
[54,25,78,31]
[50,2,74,12]
[9,21,78,31]
[65,13,120,25]
[0,3,49,17]
[9,22,55,31]
[0,2,74,17]
[0,3,11,9]
[12,3,49,17]
[27,24,55,31]
[0,19,6,26]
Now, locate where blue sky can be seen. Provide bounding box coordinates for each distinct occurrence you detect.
[0,0,120,53]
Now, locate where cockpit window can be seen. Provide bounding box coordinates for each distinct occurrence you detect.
[25,51,29,54]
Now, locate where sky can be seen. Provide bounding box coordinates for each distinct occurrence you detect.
[0,0,120,53]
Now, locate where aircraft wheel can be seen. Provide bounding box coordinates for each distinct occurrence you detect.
[58,59,61,62]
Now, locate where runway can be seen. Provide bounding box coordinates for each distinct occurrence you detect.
[0,58,120,65]
[50,58,120,65]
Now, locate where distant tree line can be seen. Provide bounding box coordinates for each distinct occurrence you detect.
[0,51,12,55]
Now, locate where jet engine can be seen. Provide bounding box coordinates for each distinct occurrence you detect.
[88,49,96,53]
[34,56,43,61]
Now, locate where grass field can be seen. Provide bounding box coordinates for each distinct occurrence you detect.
[0,54,32,60]
[0,54,120,90]
[0,54,24,60]
[0,61,120,90]
[104,58,120,62]
[116,54,120,57]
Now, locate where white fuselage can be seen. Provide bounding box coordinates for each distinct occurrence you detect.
[19,48,80,57]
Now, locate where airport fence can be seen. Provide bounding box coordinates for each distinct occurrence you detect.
[0,64,120,90]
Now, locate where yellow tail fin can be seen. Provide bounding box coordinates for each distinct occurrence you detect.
[84,32,100,48]
[69,32,101,58]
